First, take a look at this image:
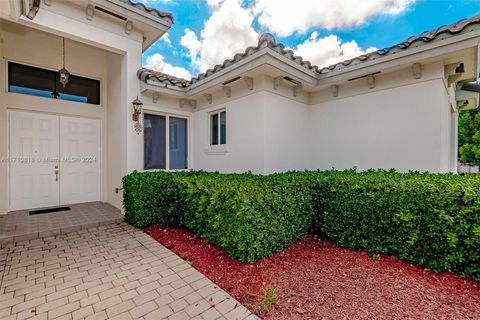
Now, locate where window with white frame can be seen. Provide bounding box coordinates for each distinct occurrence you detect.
[210,110,226,145]
[144,114,188,170]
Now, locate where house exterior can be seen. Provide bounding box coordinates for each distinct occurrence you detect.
[0,0,479,214]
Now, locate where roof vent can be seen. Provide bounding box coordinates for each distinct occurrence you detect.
[222,76,242,86]
[94,6,127,21]
[347,71,381,82]
[283,76,301,85]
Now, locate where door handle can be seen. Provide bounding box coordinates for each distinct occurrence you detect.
[54,166,59,182]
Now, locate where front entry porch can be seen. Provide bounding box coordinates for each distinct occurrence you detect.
[0,202,123,244]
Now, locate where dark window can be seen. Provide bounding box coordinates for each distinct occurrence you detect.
[144,114,166,170]
[220,111,226,145]
[210,113,219,145]
[8,62,100,105]
[210,110,226,146]
[169,117,188,169]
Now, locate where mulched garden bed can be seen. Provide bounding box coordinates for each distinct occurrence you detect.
[145,226,480,319]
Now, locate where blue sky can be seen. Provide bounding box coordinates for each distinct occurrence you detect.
[141,0,480,79]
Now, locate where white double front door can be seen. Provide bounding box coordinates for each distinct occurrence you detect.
[9,111,101,211]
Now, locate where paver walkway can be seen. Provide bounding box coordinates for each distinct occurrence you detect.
[0,202,124,244]
[0,223,258,320]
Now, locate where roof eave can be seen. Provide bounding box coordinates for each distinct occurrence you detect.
[140,48,319,97]
[186,49,318,96]
[140,81,187,98]
[316,27,480,87]
[102,0,172,27]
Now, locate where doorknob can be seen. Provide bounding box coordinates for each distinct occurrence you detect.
[54,165,59,182]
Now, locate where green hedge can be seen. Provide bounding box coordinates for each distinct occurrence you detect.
[123,171,316,262]
[311,170,480,280]
[123,170,480,280]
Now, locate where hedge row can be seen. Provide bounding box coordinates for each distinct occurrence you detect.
[124,171,315,262]
[123,170,480,280]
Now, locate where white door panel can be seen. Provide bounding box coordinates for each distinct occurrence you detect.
[59,116,101,205]
[9,111,60,211]
[9,111,102,211]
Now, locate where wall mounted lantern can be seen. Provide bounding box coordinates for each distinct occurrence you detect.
[58,37,70,88]
[132,96,143,134]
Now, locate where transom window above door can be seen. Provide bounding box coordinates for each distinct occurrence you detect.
[8,62,101,105]
[144,114,188,170]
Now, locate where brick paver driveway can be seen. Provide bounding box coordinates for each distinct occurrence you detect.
[0,223,257,320]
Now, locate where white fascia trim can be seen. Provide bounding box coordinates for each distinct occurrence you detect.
[95,0,172,29]
[186,48,269,93]
[185,49,318,96]
[141,82,187,97]
[318,28,480,86]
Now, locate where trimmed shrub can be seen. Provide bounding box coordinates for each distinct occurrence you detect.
[124,171,183,227]
[178,173,316,261]
[123,170,480,279]
[312,170,480,280]
[124,171,315,262]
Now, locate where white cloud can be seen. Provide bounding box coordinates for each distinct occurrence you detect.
[171,0,413,76]
[254,0,415,37]
[206,0,225,9]
[161,32,171,45]
[292,32,377,68]
[144,53,192,80]
[180,0,258,73]
[180,29,201,59]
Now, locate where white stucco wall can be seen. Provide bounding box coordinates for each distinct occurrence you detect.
[0,21,109,213]
[24,2,145,211]
[308,76,452,173]
[263,91,309,174]
[0,2,461,214]
[193,91,265,174]
[0,0,144,213]
[106,54,124,209]
[183,63,453,175]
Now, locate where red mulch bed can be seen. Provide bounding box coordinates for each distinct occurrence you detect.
[144,226,480,319]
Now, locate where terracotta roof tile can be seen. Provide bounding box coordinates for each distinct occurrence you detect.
[319,13,480,74]
[138,13,480,87]
[121,0,173,22]
[137,69,189,88]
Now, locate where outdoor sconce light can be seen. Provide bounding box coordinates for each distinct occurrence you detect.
[58,67,70,88]
[132,97,143,134]
[58,38,70,88]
